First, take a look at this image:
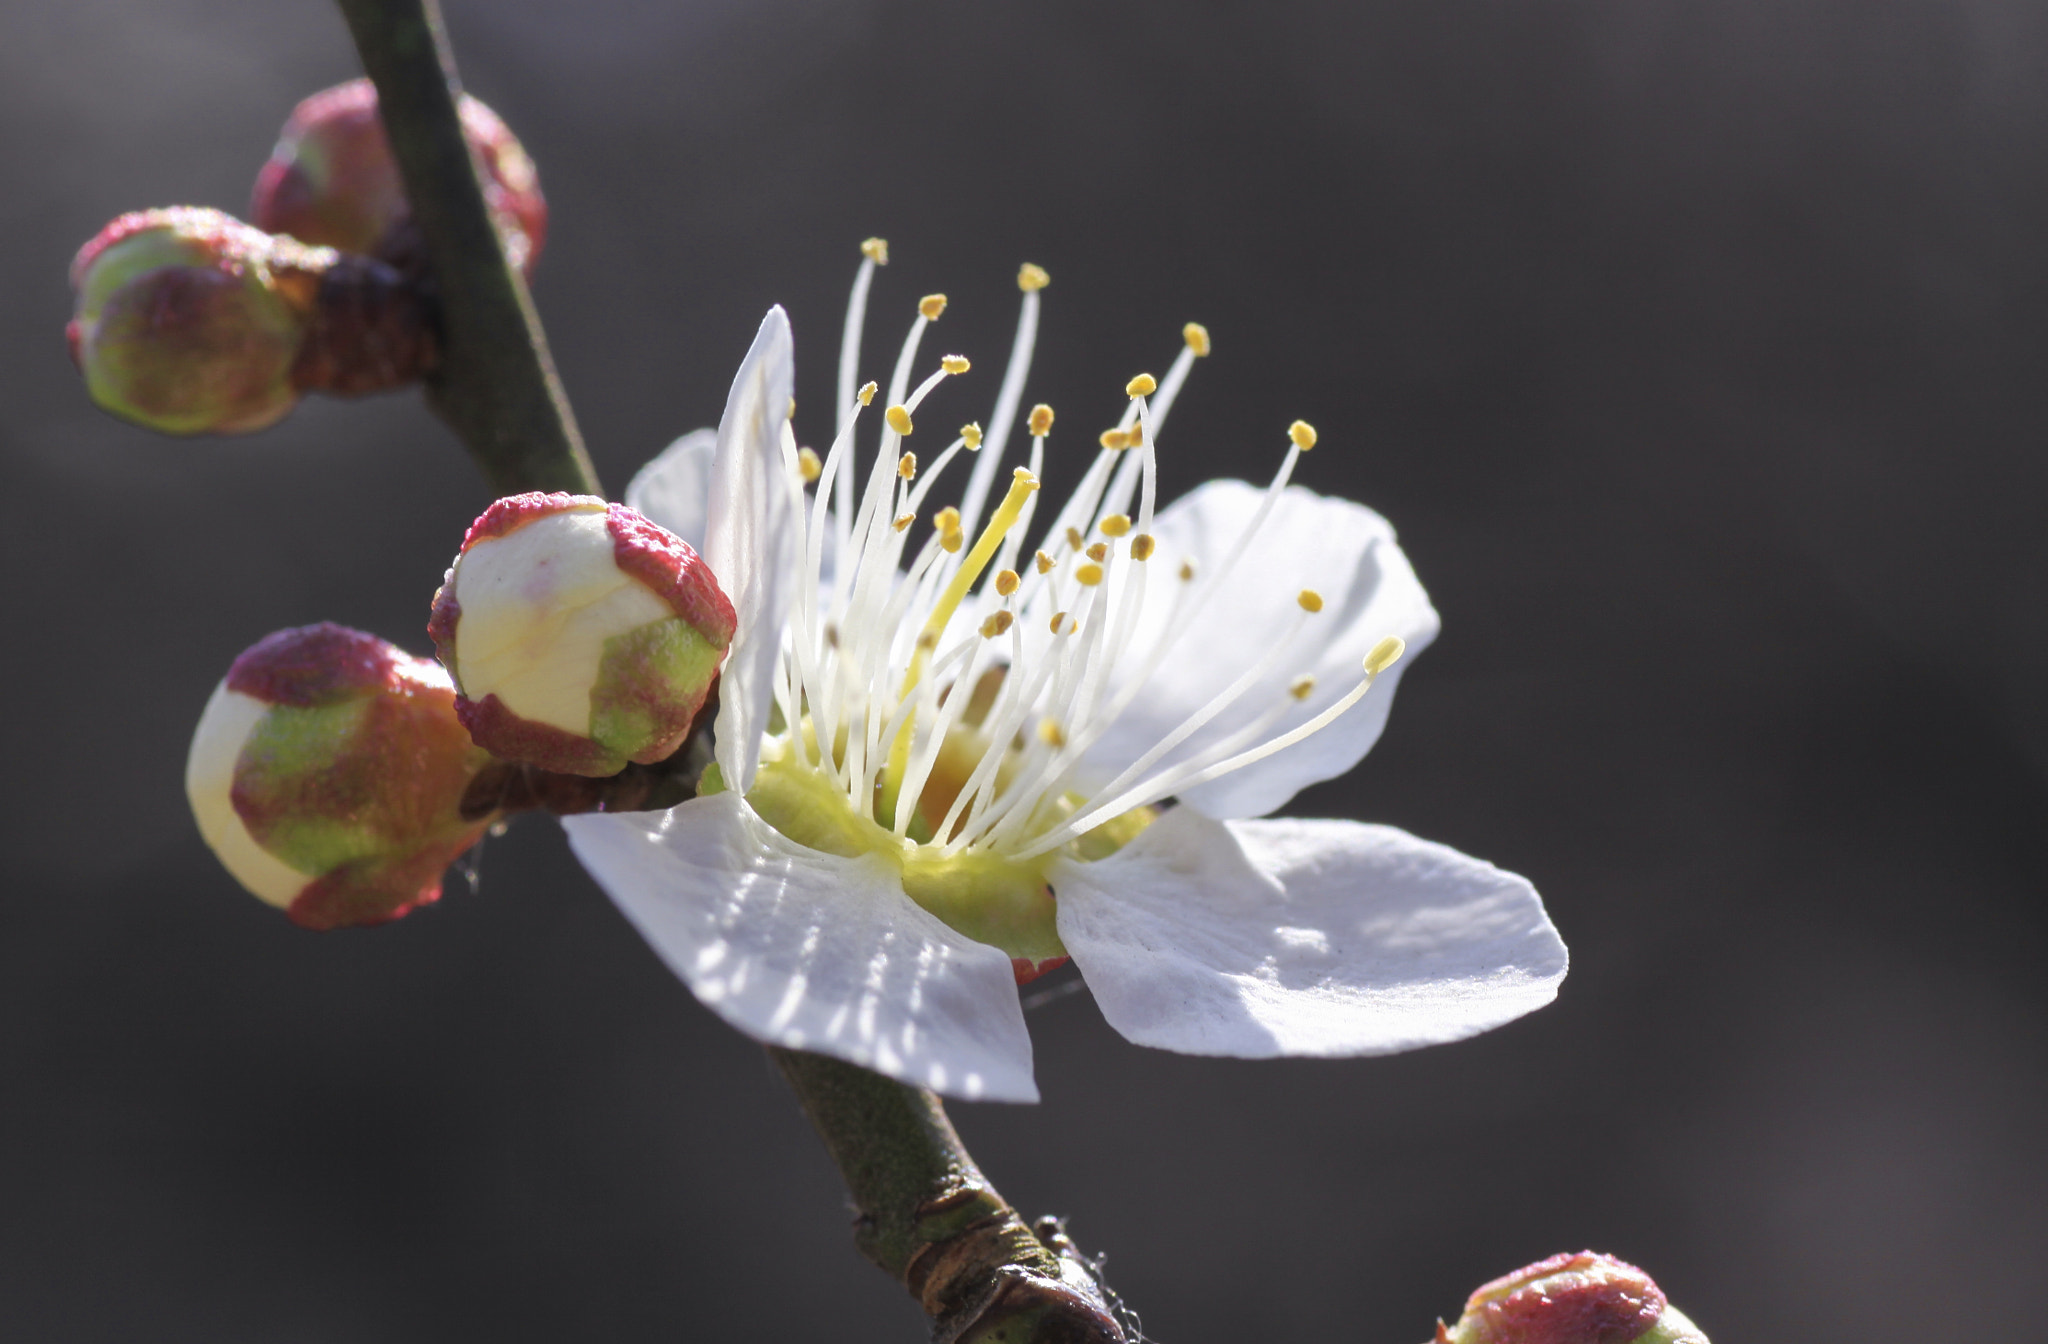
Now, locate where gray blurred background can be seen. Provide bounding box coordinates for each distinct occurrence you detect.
[4,1,2045,1340]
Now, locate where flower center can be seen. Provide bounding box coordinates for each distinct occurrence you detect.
[738,246,1406,948]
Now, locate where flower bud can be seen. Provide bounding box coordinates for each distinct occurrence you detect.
[185,624,498,930]
[1437,1252,1708,1344]
[251,78,548,273]
[429,493,736,777]
[67,207,330,434]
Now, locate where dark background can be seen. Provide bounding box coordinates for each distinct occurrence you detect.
[5,1,2045,1340]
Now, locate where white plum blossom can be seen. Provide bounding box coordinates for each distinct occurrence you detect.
[565,247,1566,1102]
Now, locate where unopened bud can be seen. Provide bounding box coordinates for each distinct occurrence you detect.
[252,78,547,273]
[1437,1252,1708,1344]
[68,208,322,434]
[429,493,736,777]
[68,207,437,433]
[185,624,496,930]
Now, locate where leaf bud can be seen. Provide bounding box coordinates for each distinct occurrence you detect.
[251,78,547,273]
[67,207,327,434]
[185,624,498,930]
[1436,1252,1708,1344]
[429,493,736,777]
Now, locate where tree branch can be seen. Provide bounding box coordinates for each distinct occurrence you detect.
[334,6,1122,1338]
[334,0,599,496]
[772,1049,1124,1343]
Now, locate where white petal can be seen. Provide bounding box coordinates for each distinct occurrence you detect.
[1083,479,1441,819]
[565,795,1039,1103]
[703,308,800,794]
[625,427,717,550]
[1051,806,1565,1058]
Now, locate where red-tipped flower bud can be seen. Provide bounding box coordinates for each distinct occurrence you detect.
[68,207,330,434]
[252,77,547,273]
[429,493,735,778]
[1437,1252,1708,1344]
[186,623,496,930]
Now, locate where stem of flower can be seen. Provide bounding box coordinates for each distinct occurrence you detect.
[770,1048,1124,1343]
[333,0,600,497]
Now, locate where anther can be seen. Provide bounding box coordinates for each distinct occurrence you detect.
[995,569,1020,597]
[1289,675,1318,701]
[1297,589,1324,613]
[941,531,964,553]
[797,446,822,482]
[941,354,970,375]
[787,395,797,419]
[1126,420,1144,446]
[1038,718,1067,748]
[1130,533,1157,561]
[858,381,878,406]
[1364,636,1407,676]
[1018,262,1050,292]
[918,294,948,321]
[935,506,961,533]
[1035,551,1056,574]
[1288,420,1317,451]
[1050,611,1072,634]
[1085,542,1109,563]
[1065,526,1084,551]
[893,512,916,532]
[1076,563,1104,587]
[1183,322,1212,356]
[1028,404,1055,437]
[1013,466,1038,485]
[898,451,917,479]
[825,624,840,649]
[1126,373,1158,398]
[979,611,1015,638]
[1099,514,1132,537]
[961,422,984,449]
[886,404,913,436]
[861,237,889,264]
[1178,560,1196,581]
[1099,429,1131,451]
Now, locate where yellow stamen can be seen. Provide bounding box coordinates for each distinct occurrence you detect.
[935,506,961,533]
[941,354,970,375]
[1289,675,1317,701]
[1365,636,1407,676]
[919,293,948,321]
[1050,611,1072,634]
[1085,542,1108,563]
[898,452,917,480]
[1028,404,1054,437]
[1288,420,1317,451]
[858,381,877,406]
[1064,525,1084,551]
[886,405,913,436]
[1131,533,1156,561]
[1018,262,1050,291]
[1127,420,1144,446]
[1076,563,1104,586]
[1099,429,1131,451]
[893,512,916,532]
[1126,372,1158,398]
[961,422,984,449]
[941,530,964,554]
[1183,322,1211,356]
[1034,550,1056,574]
[1298,589,1324,613]
[797,446,822,482]
[980,611,1015,638]
[861,237,889,264]
[1038,719,1067,748]
[1099,514,1131,537]
[995,569,1020,597]
[1178,560,1196,581]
